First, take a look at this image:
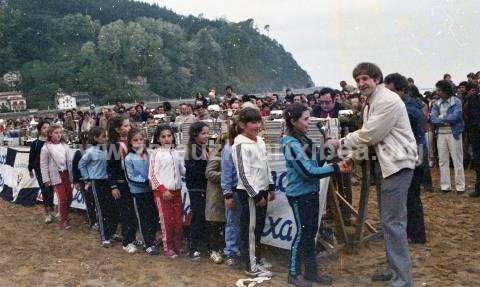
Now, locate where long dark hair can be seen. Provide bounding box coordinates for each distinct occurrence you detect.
[283,103,313,157]
[36,119,50,136]
[108,115,127,143]
[185,121,208,160]
[152,124,176,148]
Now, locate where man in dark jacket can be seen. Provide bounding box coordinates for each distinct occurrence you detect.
[311,87,345,118]
[465,83,480,197]
[385,73,426,244]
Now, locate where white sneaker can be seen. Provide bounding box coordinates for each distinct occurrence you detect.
[101,240,112,248]
[123,243,138,254]
[210,251,223,264]
[257,257,272,269]
[245,264,273,278]
[45,214,54,224]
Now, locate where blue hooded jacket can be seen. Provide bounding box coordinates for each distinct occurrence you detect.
[281,135,339,197]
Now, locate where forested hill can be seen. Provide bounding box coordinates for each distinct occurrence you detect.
[0,0,313,108]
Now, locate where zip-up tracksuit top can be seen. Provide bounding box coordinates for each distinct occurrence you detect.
[281,135,339,197]
[148,148,185,192]
[231,134,274,201]
[78,145,108,180]
[124,151,151,194]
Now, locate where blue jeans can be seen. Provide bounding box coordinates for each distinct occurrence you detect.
[223,192,241,257]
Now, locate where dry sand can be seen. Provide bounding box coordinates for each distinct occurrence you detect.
[0,168,479,286]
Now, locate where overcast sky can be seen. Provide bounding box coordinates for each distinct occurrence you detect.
[145,0,480,90]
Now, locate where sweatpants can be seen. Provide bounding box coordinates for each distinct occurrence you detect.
[288,192,319,278]
[133,192,158,248]
[407,167,426,244]
[92,179,118,242]
[437,133,465,191]
[238,189,268,271]
[114,181,137,247]
[78,182,97,228]
[35,168,54,213]
[154,188,183,252]
[188,189,209,253]
[374,163,414,287]
[53,171,73,229]
[224,192,241,258]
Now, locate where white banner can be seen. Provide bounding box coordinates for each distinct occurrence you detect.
[0,146,330,250]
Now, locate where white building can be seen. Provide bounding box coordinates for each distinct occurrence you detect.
[56,90,77,110]
[0,91,27,111]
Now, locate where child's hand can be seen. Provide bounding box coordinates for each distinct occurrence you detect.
[29,171,34,179]
[112,188,121,199]
[84,182,91,191]
[257,197,267,208]
[268,190,275,202]
[225,198,235,209]
[163,190,173,200]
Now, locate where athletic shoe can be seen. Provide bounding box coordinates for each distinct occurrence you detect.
[257,257,272,269]
[45,214,54,224]
[287,275,312,287]
[123,243,138,254]
[165,249,178,259]
[101,240,113,248]
[146,246,159,256]
[210,251,223,264]
[245,264,273,278]
[132,239,144,249]
[226,256,240,268]
[188,251,201,261]
[304,274,333,285]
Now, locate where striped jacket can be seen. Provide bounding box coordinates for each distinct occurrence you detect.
[148,147,185,191]
[231,134,273,199]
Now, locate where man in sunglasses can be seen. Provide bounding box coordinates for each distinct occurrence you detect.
[311,87,345,118]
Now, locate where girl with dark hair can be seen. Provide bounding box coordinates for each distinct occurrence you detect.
[72,131,97,230]
[79,127,115,246]
[40,124,74,230]
[28,120,54,224]
[184,121,210,260]
[106,115,138,253]
[124,128,159,256]
[231,107,275,277]
[281,103,348,286]
[149,124,185,258]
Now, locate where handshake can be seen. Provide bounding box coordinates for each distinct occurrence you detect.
[337,158,353,173]
[325,138,353,173]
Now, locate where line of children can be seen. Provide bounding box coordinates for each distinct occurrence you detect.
[32,108,307,283]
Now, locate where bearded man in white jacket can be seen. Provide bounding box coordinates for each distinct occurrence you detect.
[329,63,417,287]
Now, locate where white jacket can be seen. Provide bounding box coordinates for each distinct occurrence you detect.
[232,134,273,198]
[342,84,417,178]
[148,148,185,191]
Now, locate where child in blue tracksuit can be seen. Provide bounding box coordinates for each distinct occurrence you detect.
[221,122,241,267]
[282,104,345,287]
[124,128,159,256]
[78,126,117,248]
